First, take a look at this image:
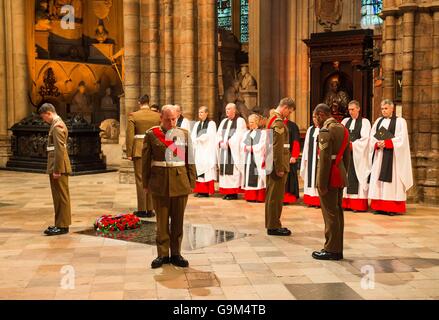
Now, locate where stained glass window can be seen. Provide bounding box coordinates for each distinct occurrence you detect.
[240,0,249,43]
[217,0,232,32]
[361,0,383,29]
[217,0,249,43]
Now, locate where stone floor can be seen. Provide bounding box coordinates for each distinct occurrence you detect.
[0,170,438,300]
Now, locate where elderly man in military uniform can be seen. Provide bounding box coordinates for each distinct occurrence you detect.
[312,103,351,260]
[142,105,197,269]
[126,94,161,218]
[39,103,72,236]
[264,97,296,236]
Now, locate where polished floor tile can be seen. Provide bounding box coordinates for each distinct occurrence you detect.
[0,171,438,300]
[285,283,364,300]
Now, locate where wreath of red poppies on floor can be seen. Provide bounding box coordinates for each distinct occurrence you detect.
[94,213,141,233]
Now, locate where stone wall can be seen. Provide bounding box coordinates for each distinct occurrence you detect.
[248,0,363,132]
[381,0,439,205]
[0,0,30,167]
[119,0,217,183]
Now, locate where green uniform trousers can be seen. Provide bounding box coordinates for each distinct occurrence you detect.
[133,158,154,212]
[153,195,188,257]
[49,174,72,228]
[319,188,344,254]
[265,174,287,229]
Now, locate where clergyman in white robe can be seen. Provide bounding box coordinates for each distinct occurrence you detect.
[217,104,247,199]
[241,128,267,203]
[341,116,371,211]
[300,124,320,207]
[175,104,192,132]
[368,104,413,215]
[191,118,217,196]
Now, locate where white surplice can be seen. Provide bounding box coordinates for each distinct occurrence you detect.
[179,117,192,132]
[216,117,247,189]
[341,117,372,200]
[191,120,218,183]
[240,129,267,191]
[368,117,413,202]
[300,126,320,198]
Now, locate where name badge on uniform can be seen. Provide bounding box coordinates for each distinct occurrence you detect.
[47,146,55,152]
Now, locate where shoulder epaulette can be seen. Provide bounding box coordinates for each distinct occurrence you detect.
[148,126,160,132]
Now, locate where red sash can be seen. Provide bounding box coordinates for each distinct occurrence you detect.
[267,116,279,130]
[329,127,349,188]
[152,127,185,160]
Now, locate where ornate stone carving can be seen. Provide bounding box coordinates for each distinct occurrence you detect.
[315,0,343,32]
[95,20,109,43]
[7,113,106,174]
[100,88,116,111]
[38,68,61,99]
[70,81,92,123]
[238,64,257,91]
[99,119,120,144]
[224,80,250,121]
[92,0,113,20]
[35,0,52,31]
[323,73,350,121]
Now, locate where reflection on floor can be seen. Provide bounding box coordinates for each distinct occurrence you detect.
[78,222,251,251]
[0,171,438,300]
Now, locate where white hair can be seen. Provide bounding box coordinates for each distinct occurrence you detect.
[226,103,237,110]
[161,104,177,115]
[248,113,260,123]
[381,99,394,108]
[174,104,182,113]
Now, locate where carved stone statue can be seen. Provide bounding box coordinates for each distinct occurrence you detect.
[35,0,52,31]
[95,20,109,43]
[323,74,350,121]
[224,79,250,121]
[50,0,72,18]
[100,88,115,110]
[71,81,92,123]
[238,65,257,91]
[100,119,120,143]
[315,0,343,32]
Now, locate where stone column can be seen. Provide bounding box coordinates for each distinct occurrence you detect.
[122,0,141,118]
[381,14,396,104]
[205,0,217,118]
[0,0,8,167]
[0,1,7,136]
[286,0,297,119]
[181,0,195,119]
[400,6,416,201]
[150,0,160,105]
[426,7,439,205]
[1,0,29,167]
[5,0,29,125]
[164,0,174,104]
[401,7,415,126]
[196,0,213,116]
[119,0,141,184]
[297,0,310,128]
[250,0,272,110]
[248,0,260,89]
[140,0,150,95]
